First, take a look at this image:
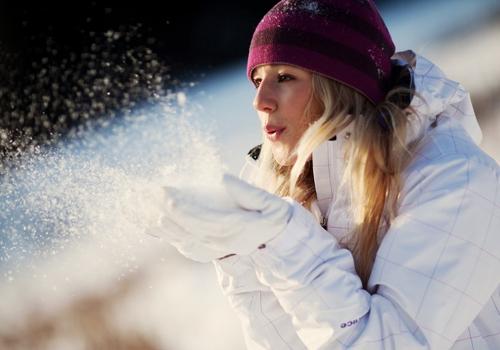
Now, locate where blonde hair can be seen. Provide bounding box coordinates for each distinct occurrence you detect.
[254,73,417,288]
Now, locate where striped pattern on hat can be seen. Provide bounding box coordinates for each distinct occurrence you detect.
[247,0,395,104]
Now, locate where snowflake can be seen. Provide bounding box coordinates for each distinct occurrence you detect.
[368,47,386,79]
[299,1,320,14]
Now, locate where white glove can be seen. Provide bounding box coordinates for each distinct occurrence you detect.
[158,173,293,262]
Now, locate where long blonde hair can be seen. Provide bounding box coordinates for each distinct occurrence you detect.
[254,73,417,287]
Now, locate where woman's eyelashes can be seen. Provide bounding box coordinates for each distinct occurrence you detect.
[252,73,295,88]
[252,78,262,88]
[277,73,294,83]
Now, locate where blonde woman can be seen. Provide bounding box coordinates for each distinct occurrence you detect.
[158,0,500,349]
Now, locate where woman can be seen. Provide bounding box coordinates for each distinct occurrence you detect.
[159,0,500,349]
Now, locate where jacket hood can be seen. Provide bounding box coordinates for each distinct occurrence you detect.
[402,51,482,145]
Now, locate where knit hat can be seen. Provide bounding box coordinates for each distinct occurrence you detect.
[247,0,395,104]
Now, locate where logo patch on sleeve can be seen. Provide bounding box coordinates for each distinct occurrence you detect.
[340,319,358,328]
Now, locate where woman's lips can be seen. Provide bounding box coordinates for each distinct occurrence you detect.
[264,125,286,142]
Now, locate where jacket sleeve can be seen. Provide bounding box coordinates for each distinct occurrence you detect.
[249,153,500,349]
[213,256,307,349]
[212,154,307,349]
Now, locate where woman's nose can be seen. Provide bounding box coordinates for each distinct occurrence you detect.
[253,83,277,113]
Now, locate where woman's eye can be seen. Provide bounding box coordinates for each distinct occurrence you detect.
[278,74,294,83]
[252,74,293,87]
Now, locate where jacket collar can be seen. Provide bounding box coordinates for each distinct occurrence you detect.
[312,124,353,216]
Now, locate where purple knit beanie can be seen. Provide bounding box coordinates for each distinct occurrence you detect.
[247,0,395,104]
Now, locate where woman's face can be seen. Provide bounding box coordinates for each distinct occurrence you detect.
[252,64,319,165]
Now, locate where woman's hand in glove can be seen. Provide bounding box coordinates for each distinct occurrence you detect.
[159,173,293,262]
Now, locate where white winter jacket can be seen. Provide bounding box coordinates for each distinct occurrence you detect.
[213,53,500,349]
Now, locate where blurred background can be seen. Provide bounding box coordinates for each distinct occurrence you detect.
[0,1,499,349]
